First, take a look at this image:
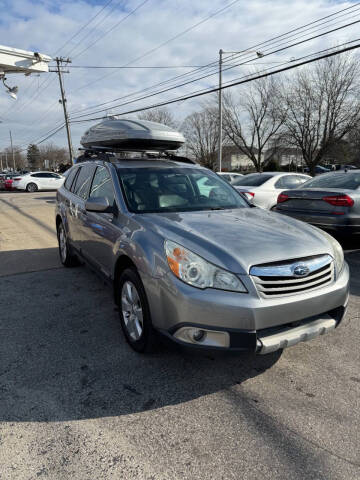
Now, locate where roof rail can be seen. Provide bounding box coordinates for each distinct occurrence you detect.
[75,146,196,165]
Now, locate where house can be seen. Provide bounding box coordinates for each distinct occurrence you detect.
[264,147,304,167]
[217,146,261,171]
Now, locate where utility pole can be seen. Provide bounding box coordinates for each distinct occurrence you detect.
[0,154,3,171]
[218,49,223,172]
[5,151,8,170]
[9,130,15,171]
[54,57,74,164]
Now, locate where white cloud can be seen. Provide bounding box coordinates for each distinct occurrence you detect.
[0,0,358,154]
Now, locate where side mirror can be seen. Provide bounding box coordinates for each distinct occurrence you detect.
[85,197,114,213]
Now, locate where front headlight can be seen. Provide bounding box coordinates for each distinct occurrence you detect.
[318,230,344,276]
[164,240,247,292]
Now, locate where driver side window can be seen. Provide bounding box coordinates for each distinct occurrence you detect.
[89,166,115,206]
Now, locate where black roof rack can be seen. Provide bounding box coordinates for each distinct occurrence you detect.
[75,146,196,165]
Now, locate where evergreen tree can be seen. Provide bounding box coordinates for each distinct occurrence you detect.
[27,144,41,170]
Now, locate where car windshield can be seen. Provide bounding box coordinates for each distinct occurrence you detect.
[117,167,248,213]
[232,173,273,186]
[301,172,360,190]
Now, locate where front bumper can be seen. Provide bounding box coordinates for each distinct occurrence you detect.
[158,304,347,354]
[145,262,349,354]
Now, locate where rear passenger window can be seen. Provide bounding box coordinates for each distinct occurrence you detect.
[72,164,94,199]
[275,176,306,189]
[64,167,78,190]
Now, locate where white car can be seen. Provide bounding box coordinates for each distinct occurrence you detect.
[233,172,311,209]
[217,172,243,184]
[12,171,65,192]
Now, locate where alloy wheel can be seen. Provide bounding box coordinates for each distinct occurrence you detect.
[121,281,144,341]
[58,225,67,263]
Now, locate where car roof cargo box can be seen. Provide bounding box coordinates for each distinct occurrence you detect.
[80,117,185,151]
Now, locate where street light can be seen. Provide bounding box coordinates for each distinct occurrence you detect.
[218,49,264,172]
[2,76,18,99]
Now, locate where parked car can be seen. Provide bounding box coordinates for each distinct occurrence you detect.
[275,170,360,235]
[216,172,243,184]
[337,164,357,171]
[55,156,349,355]
[304,165,331,175]
[12,171,65,192]
[325,164,358,171]
[232,172,311,209]
[0,173,20,191]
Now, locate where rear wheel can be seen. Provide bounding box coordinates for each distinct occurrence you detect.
[57,221,79,267]
[26,182,38,193]
[117,268,157,353]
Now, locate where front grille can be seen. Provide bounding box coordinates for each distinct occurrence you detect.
[250,254,334,298]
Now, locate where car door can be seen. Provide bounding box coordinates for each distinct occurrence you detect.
[81,165,119,277]
[48,172,64,189]
[29,173,48,189]
[67,163,96,252]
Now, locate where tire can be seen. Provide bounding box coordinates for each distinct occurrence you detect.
[57,221,80,267]
[117,268,157,353]
[26,182,38,193]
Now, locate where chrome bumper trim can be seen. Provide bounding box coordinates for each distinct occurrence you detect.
[256,315,336,354]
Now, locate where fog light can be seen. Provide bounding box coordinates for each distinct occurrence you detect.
[192,329,206,342]
[173,326,230,348]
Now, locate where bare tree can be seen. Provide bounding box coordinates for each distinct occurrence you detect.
[137,107,177,128]
[181,108,219,169]
[39,143,68,170]
[280,54,360,175]
[222,77,286,172]
[2,146,26,170]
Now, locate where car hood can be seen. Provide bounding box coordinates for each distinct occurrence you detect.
[138,207,334,274]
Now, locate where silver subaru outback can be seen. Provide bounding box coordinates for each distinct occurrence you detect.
[55,156,349,354]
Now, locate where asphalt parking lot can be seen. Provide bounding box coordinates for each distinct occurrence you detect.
[0,191,359,480]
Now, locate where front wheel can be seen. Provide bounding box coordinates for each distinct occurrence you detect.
[26,182,38,193]
[117,268,157,353]
[57,222,79,267]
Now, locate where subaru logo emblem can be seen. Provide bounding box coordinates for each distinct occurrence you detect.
[293,264,310,277]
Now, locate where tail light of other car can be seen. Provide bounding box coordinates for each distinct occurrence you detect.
[322,195,354,207]
[277,193,289,203]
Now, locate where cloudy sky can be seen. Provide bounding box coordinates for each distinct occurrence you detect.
[0,0,358,155]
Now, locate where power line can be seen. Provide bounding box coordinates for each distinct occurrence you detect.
[72,0,151,59]
[67,0,243,95]
[54,0,114,56]
[59,64,206,69]
[69,41,360,124]
[69,18,360,121]
[2,1,117,121]
[64,0,124,58]
[18,122,66,152]
[9,2,360,150]
[17,39,360,152]
[220,1,360,64]
[69,3,360,117]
